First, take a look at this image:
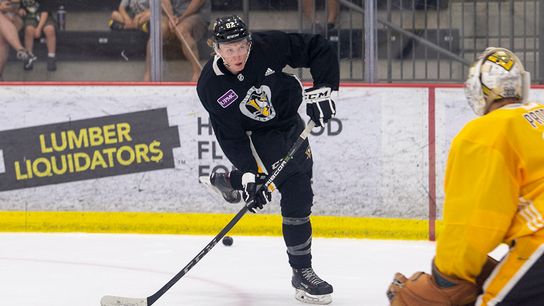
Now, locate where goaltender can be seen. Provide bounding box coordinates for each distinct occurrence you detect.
[387,47,544,306]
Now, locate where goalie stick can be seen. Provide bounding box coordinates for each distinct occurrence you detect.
[101,120,316,306]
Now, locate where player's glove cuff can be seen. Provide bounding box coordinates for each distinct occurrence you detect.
[241,172,272,213]
[304,86,336,127]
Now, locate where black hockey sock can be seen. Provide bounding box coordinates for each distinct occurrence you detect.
[282,216,312,268]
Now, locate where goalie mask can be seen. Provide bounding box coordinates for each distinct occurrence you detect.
[465,47,530,116]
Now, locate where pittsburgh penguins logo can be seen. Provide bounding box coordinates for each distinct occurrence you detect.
[239,85,276,122]
[486,51,514,71]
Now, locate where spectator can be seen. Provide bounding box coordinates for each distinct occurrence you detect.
[111,0,154,81]
[163,0,210,82]
[0,0,34,80]
[19,0,57,71]
[110,0,209,81]
[302,0,338,35]
[109,0,151,32]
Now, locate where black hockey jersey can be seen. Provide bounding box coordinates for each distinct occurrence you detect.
[197,31,339,179]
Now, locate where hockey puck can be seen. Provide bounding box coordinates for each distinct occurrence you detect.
[222,236,233,246]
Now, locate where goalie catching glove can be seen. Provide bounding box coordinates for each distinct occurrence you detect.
[387,261,480,306]
[304,86,336,127]
[241,172,272,213]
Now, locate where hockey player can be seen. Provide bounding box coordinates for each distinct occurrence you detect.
[196,15,338,305]
[386,48,544,305]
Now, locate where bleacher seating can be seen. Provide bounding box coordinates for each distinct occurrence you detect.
[9,0,456,62]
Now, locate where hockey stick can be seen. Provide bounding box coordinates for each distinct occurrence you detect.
[161,3,203,71]
[101,120,316,306]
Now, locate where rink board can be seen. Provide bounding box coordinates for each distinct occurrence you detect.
[0,84,542,238]
[0,211,432,240]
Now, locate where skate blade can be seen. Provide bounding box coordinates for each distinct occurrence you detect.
[294,289,332,305]
[199,176,241,203]
[198,176,212,185]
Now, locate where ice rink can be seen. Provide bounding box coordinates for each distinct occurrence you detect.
[0,233,506,306]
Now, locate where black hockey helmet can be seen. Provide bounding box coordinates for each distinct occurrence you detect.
[212,15,250,44]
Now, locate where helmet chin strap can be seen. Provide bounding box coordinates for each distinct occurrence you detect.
[239,42,252,70]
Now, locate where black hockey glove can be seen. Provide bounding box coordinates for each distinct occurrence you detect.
[304,86,336,127]
[241,172,272,213]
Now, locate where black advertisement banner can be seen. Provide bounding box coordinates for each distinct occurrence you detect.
[0,108,180,191]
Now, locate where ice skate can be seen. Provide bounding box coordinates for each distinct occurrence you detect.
[292,267,333,305]
[199,172,241,203]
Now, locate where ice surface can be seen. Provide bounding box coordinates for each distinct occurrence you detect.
[0,233,507,306]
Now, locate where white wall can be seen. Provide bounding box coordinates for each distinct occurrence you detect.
[1,85,538,218]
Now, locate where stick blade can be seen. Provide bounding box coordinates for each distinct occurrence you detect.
[100,295,147,306]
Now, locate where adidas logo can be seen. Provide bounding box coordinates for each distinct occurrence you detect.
[265,68,275,76]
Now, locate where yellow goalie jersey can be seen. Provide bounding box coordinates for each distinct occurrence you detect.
[435,102,544,283]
